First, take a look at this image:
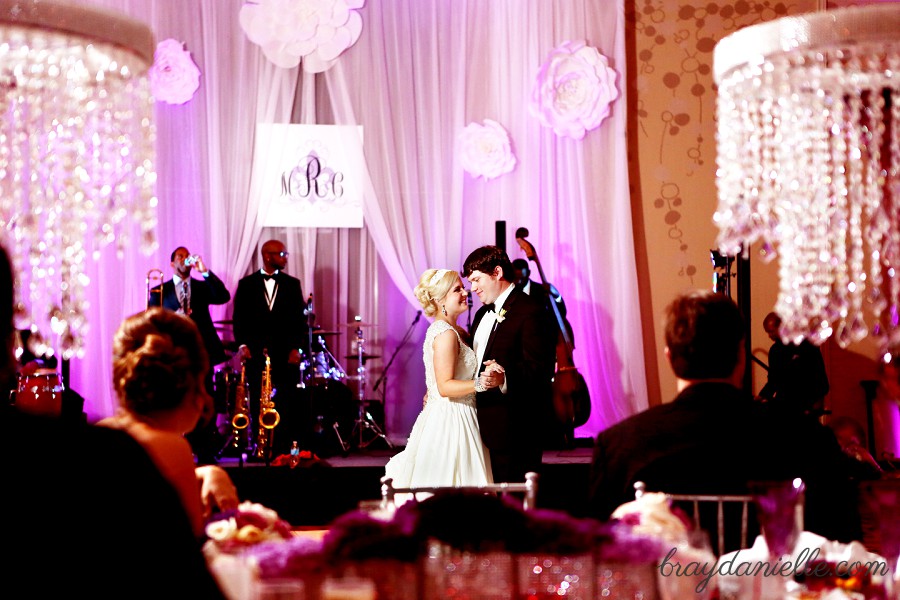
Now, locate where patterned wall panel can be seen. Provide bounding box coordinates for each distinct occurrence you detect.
[628,0,819,401]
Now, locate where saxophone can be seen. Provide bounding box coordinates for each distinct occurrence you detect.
[231,359,250,450]
[255,350,280,458]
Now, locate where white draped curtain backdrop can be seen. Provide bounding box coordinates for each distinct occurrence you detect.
[72,0,647,441]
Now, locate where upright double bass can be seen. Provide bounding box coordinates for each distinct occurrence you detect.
[515,228,591,445]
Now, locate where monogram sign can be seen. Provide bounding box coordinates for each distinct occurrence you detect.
[254,124,364,228]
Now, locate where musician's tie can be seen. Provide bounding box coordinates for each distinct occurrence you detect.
[181,280,190,315]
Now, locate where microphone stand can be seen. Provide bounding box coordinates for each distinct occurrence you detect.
[373,311,422,402]
[466,293,473,330]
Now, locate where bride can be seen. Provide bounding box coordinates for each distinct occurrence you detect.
[384,268,502,491]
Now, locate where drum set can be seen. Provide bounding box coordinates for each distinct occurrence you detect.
[298,317,393,455]
[212,315,391,459]
[12,368,65,417]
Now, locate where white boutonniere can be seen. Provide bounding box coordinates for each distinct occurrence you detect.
[495,308,507,323]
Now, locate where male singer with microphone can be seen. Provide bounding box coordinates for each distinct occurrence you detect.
[232,239,309,456]
[159,246,231,463]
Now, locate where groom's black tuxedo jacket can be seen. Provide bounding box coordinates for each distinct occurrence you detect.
[469,285,556,482]
[160,272,231,366]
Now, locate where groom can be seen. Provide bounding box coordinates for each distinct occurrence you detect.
[464,245,557,483]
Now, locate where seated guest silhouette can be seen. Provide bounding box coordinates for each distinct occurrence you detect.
[0,244,226,598]
[98,307,239,538]
[757,311,829,416]
[589,290,863,542]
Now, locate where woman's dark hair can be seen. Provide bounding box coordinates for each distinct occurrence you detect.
[112,307,209,415]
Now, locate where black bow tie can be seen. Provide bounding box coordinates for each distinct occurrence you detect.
[484,303,495,312]
[262,273,276,281]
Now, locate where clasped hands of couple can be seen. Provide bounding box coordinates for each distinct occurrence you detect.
[423,359,504,408]
[479,359,505,391]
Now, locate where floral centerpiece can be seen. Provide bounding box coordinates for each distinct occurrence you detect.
[319,490,665,599]
[203,502,297,600]
[610,492,690,546]
[205,501,294,553]
[205,492,674,599]
[611,492,719,599]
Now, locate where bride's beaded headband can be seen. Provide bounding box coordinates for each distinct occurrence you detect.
[428,269,451,287]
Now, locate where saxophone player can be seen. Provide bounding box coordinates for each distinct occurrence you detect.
[232,240,308,458]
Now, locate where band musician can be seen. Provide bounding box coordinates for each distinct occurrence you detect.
[154,246,231,463]
[232,239,309,457]
[512,258,568,320]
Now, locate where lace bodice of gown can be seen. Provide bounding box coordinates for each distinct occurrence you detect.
[424,320,477,406]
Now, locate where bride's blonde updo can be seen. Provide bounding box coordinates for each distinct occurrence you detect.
[414,268,458,317]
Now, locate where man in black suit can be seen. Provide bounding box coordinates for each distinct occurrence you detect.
[589,290,862,542]
[160,247,231,367]
[158,246,231,463]
[511,257,567,319]
[757,311,830,416]
[232,239,308,456]
[463,246,557,483]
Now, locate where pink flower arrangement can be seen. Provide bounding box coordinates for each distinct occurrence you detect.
[239,0,365,72]
[529,40,619,140]
[149,39,201,105]
[458,119,517,180]
[205,501,294,553]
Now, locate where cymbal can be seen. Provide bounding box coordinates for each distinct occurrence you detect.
[311,330,341,336]
[338,322,379,328]
[344,354,381,361]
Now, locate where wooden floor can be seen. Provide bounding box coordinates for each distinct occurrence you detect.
[220,443,594,527]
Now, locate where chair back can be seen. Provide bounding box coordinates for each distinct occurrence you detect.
[634,481,755,557]
[381,472,539,510]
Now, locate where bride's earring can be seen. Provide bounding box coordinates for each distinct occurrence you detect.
[441,305,448,316]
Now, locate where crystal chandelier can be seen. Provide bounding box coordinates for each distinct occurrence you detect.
[0,0,158,359]
[713,4,900,355]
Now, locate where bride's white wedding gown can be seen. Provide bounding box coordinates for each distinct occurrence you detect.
[384,320,493,489]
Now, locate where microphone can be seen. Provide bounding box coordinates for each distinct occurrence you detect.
[375,310,422,393]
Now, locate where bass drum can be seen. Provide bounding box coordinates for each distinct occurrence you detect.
[15,369,64,417]
[304,380,356,458]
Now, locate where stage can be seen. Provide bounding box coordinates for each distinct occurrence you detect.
[220,444,594,527]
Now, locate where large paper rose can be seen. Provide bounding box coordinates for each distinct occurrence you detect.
[458,119,516,180]
[240,0,365,73]
[530,40,619,140]
[149,39,201,105]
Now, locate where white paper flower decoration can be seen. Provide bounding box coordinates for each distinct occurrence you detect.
[149,39,201,105]
[458,119,517,180]
[530,40,619,140]
[240,0,365,73]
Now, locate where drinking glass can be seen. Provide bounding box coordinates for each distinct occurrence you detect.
[255,579,305,600]
[751,479,805,596]
[860,480,900,600]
